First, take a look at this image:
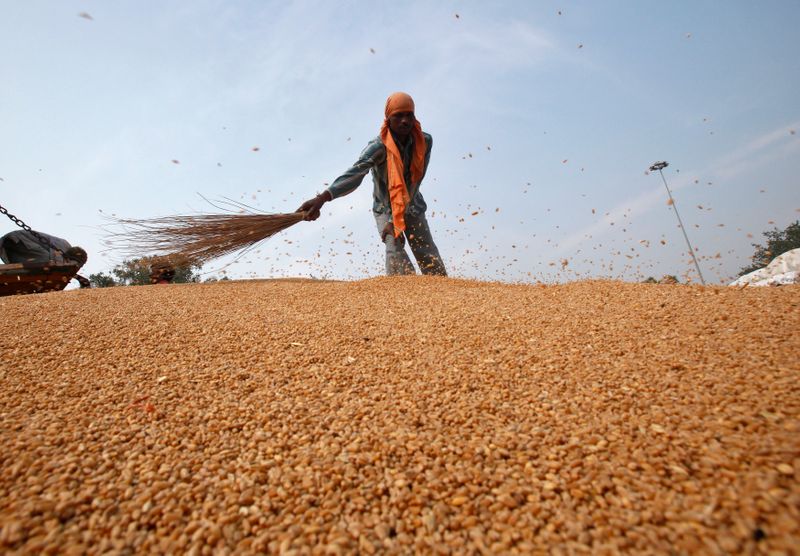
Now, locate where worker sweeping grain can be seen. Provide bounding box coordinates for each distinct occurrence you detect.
[0,229,82,266]
[0,229,90,288]
[298,92,447,276]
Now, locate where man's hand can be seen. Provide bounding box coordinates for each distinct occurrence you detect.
[297,191,332,221]
[381,221,395,242]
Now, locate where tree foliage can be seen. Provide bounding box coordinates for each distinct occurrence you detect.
[739,220,800,276]
[88,272,116,288]
[88,257,200,287]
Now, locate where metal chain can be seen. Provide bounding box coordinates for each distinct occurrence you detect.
[0,202,71,260]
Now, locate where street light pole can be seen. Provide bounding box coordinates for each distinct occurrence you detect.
[649,161,706,285]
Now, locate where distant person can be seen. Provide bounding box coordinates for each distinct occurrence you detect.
[149,262,176,284]
[298,92,447,276]
[0,229,90,287]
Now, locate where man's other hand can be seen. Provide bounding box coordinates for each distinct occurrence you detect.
[381,221,395,242]
[297,191,332,221]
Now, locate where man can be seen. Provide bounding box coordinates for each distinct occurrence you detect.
[149,261,176,284]
[0,229,90,287]
[298,92,447,276]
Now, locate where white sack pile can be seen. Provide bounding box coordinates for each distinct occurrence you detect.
[730,248,800,287]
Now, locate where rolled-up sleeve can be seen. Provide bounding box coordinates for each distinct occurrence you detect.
[327,140,384,200]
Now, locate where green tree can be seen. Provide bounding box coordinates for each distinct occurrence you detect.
[171,265,201,283]
[109,257,200,286]
[111,259,151,285]
[739,220,800,276]
[88,272,116,288]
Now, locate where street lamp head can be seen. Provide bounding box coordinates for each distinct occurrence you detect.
[649,161,669,172]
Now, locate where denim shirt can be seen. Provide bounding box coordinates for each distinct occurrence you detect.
[326,132,432,217]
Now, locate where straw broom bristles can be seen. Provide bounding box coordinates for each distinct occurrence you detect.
[106,210,306,267]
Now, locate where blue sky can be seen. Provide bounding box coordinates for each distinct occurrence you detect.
[2,1,798,284]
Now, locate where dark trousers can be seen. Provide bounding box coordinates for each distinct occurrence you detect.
[374,211,447,276]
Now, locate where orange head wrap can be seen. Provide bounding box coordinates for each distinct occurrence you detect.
[384,92,415,118]
[380,92,427,237]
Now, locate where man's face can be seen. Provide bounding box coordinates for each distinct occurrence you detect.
[387,111,415,138]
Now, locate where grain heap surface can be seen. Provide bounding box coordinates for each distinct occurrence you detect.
[1,278,798,555]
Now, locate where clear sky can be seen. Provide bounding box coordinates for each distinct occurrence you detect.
[2,1,798,285]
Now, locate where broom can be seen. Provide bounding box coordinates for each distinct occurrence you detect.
[105,199,307,267]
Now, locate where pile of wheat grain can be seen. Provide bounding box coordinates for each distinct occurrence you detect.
[1,278,798,554]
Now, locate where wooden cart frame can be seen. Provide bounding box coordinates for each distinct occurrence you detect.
[0,261,82,297]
